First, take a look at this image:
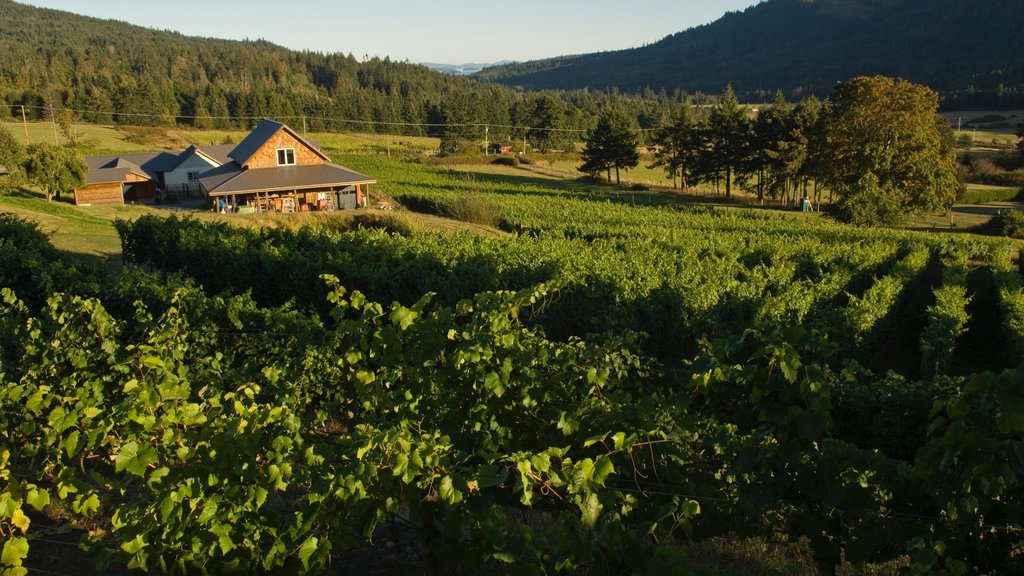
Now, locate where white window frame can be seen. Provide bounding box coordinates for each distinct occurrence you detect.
[187,171,200,182]
[277,148,296,166]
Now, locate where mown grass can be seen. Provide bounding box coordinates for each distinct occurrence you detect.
[0,190,146,265]
[0,121,160,153]
[961,183,1021,204]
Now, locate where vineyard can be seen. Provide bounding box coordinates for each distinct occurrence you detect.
[2,157,1024,575]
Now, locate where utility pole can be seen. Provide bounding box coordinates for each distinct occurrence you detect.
[484,125,489,156]
[20,105,28,142]
[302,115,307,135]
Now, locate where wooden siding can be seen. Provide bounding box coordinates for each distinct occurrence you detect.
[243,130,323,170]
[128,180,157,201]
[75,183,123,206]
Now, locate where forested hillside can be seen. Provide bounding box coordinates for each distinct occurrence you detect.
[0,0,680,136]
[476,0,1024,109]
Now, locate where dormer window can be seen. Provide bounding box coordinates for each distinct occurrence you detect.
[277,148,296,166]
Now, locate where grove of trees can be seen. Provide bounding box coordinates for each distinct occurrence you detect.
[644,77,960,225]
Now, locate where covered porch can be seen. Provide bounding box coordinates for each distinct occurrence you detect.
[211,183,370,213]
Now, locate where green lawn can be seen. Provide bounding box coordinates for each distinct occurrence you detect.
[0,190,159,264]
[0,121,161,153]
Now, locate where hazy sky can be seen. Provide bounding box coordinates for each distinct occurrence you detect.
[21,0,760,63]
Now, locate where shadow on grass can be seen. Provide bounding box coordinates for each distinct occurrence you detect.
[61,249,123,273]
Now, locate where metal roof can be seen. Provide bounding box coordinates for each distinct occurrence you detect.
[82,120,335,192]
[227,119,330,167]
[84,167,149,185]
[200,162,376,196]
[167,144,233,173]
[195,144,235,165]
[85,151,179,181]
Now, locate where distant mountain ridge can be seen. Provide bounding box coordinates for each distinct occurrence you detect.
[475,0,1024,107]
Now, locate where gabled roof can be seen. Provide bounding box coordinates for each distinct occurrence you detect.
[167,144,234,173]
[228,119,330,167]
[196,144,235,165]
[199,162,376,197]
[85,167,135,185]
[85,151,180,181]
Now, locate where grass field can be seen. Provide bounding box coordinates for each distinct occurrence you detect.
[0,121,162,153]
[0,189,143,261]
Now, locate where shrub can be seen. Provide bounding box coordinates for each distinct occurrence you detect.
[966,114,1007,125]
[353,211,420,236]
[491,156,520,168]
[442,195,499,227]
[831,173,907,226]
[966,157,1024,186]
[986,209,1024,239]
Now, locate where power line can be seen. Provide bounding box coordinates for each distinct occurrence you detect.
[12,104,661,136]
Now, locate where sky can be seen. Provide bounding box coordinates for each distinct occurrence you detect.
[21,0,760,64]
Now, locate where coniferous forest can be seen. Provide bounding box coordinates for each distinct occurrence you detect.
[476,0,1024,110]
[0,0,686,138]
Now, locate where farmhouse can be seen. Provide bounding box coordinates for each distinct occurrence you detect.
[75,119,375,212]
[198,119,375,213]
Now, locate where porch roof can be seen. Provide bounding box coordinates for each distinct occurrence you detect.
[199,162,376,197]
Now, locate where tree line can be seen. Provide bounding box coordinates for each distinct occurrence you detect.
[579,77,963,226]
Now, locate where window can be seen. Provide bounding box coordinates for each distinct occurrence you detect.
[187,171,200,182]
[277,148,296,166]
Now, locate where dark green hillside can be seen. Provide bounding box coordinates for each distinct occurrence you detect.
[476,0,1024,108]
[0,1,677,136]
[0,0,496,131]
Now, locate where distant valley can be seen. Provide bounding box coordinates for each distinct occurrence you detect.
[421,61,514,76]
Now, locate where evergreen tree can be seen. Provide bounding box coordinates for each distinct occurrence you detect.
[705,85,749,199]
[528,94,568,152]
[649,103,702,190]
[579,107,640,185]
[794,96,827,205]
[439,92,482,154]
[748,92,791,202]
